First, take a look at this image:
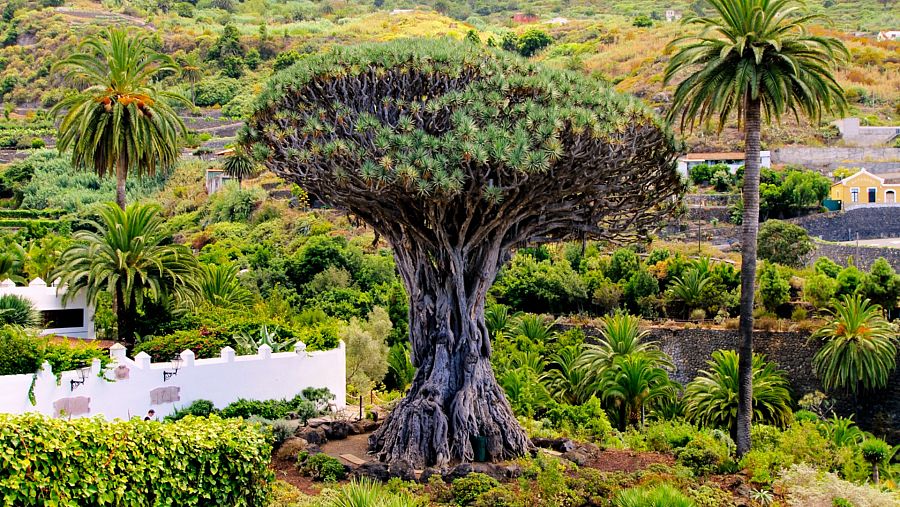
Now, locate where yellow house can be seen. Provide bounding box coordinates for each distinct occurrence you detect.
[830,169,900,208]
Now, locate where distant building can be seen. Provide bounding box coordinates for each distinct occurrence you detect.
[833,117,900,147]
[876,31,900,42]
[512,13,539,23]
[676,151,771,177]
[665,10,681,22]
[829,169,900,209]
[0,278,95,339]
[546,17,569,25]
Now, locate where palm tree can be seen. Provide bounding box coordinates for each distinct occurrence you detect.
[601,353,674,429]
[582,311,671,371]
[541,344,599,405]
[222,146,257,188]
[666,268,710,318]
[179,53,202,107]
[53,203,199,346]
[810,295,897,397]
[0,294,39,327]
[193,263,254,309]
[52,28,188,210]
[684,350,793,437]
[664,0,848,456]
[0,241,25,283]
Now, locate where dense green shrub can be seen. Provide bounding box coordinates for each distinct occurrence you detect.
[166,399,219,421]
[544,396,613,440]
[134,329,230,361]
[0,326,110,376]
[193,76,240,106]
[451,473,500,505]
[297,452,347,482]
[0,325,42,375]
[674,431,733,475]
[757,220,814,268]
[758,262,791,312]
[0,413,273,506]
[220,390,326,423]
[614,484,695,507]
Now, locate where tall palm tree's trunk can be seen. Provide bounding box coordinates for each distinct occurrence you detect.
[115,156,127,210]
[736,97,762,457]
[190,81,196,108]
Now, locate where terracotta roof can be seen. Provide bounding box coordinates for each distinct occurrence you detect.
[682,152,746,161]
[881,172,900,184]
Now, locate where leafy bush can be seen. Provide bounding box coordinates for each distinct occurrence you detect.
[675,431,733,475]
[0,413,272,506]
[0,325,42,375]
[166,399,218,421]
[758,262,791,312]
[193,76,240,106]
[220,390,328,423]
[134,329,230,361]
[451,473,500,505]
[0,326,110,376]
[544,396,613,441]
[757,220,814,268]
[298,452,347,482]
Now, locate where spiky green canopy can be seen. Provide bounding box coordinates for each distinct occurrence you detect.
[246,38,682,247]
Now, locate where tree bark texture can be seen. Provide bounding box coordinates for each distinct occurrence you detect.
[115,155,127,210]
[736,97,762,457]
[247,52,683,466]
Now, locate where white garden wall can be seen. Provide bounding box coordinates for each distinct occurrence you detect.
[0,278,95,339]
[0,342,346,420]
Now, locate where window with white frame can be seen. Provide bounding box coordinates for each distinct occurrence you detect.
[850,187,859,202]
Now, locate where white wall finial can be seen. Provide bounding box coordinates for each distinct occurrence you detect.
[258,344,272,359]
[180,349,196,367]
[29,278,47,287]
[0,279,16,288]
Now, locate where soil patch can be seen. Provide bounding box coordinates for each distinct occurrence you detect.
[270,452,321,496]
[585,449,675,473]
[321,433,375,466]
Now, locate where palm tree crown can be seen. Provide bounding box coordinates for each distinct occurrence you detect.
[810,295,898,394]
[664,0,848,130]
[53,203,198,345]
[52,28,188,209]
[222,146,257,188]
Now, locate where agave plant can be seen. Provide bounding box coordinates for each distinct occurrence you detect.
[507,313,557,343]
[684,350,793,435]
[233,325,296,354]
[613,484,694,507]
[0,294,40,327]
[810,295,898,395]
[582,311,671,372]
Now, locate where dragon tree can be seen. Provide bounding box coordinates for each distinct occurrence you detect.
[245,39,683,467]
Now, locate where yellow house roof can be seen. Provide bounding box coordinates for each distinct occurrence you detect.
[833,169,900,187]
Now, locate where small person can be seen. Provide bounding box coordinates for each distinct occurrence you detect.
[143,409,155,421]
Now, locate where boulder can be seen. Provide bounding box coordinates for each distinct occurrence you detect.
[561,449,590,466]
[388,459,417,481]
[353,462,392,482]
[442,463,473,482]
[296,427,327,445]
[531,437,576,453]
[472,462,506,481]
[323,421,352,440]
[275,437,308,462]
[418,467,441,483]
[350,419,380,435]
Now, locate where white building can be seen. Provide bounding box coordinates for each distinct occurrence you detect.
[676,151,772,178]
[832,117,900,147]
[0,278,95,339]
[665,9,682,22]
[876,31,900,42]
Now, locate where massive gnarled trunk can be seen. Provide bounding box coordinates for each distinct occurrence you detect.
[245,39,683,466]
[368,237,528,466]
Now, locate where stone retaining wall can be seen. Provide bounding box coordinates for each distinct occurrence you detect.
[790,207,900,241]
[573,325,900,439]
[807,241,900,271]
[772,147,900,172]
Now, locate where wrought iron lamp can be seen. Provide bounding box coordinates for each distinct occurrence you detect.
[163,355,183,382]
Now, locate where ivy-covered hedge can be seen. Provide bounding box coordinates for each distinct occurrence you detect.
[0,413,273,506]
[0,209,64,219]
